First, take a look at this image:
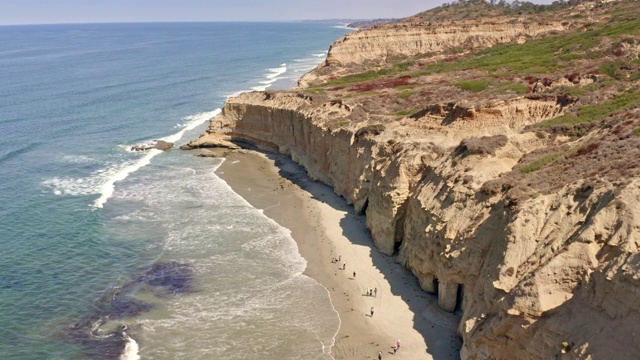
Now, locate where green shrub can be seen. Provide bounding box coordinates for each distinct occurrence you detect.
[491,82,528,94]
[521,153,563,173]
[538,91,640,127]
[599,60,630,80]
[559,53,583,61]
[393,61,415,72]
[398,91,415,99]
[454,79,491,92]
[303,88,326,95]
[586,50,602,59]
[633,127,640,136]
[410,16,640,78]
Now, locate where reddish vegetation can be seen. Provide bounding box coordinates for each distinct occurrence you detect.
[350,75,413,92]
[540,78,553,87]
[571,142,601,157]
[525,76,553,93]
[565,72,581,84]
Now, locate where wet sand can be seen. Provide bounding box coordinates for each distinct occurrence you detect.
[208,149,462,360]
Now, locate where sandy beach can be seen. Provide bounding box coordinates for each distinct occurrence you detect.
[207,148,462,360]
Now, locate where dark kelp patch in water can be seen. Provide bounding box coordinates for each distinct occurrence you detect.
[141,261,195,295]
[68,261,196,359]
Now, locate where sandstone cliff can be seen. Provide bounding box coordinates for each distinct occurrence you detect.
[186,1,640,359]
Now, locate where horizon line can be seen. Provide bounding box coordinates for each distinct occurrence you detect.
[0,18,383,27]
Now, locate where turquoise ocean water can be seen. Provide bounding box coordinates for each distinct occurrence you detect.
[0,22,351,359]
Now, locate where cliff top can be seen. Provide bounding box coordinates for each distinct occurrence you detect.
[290,0,640,199]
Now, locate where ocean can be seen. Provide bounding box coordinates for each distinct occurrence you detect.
[0,22,351,359]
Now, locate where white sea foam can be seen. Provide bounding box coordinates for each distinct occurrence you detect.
[224,90,245,98]
[92,149,160,208]
[266,66,287,79]
[43,159,137,197]
[226,53,328,96]
[120,333,140,360]
[93,109,220,208]
[249,64,289,91]
[104,153,340,358]
[60,154,98,164]
[161,109,220,143]
[44,109,221,209]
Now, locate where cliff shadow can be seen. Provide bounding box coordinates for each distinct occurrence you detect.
[263,151,463,360]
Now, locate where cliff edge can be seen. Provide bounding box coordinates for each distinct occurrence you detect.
[185,0,640,358]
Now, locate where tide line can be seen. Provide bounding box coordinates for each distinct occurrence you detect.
[92,109,221,209]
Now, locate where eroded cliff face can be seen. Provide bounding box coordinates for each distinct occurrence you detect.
[185,4,640,359]
[185,89,640,359]
[324,19,566,66]
[299,17,569,87]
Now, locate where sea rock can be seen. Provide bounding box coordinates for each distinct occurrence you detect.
[131,140,173,151]
[180,134,240,150]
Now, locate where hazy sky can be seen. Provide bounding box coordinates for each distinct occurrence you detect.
[2,0,462,25]
[1,0,557,26]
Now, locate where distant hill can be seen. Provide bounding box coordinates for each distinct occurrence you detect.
[346,18,401,29]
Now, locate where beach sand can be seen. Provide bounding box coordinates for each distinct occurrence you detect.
[208,148,462,360]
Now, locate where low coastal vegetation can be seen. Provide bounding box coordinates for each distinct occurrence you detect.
[453,79,491,92]
[395,109,419,116]
[520,152,563,173]
[305,0,640,123]
[537,90,640,127]
[297,0,640,205]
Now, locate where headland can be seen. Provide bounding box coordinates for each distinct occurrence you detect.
[185,1,640,358]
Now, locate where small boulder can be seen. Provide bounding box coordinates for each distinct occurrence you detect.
[131,140,173,151]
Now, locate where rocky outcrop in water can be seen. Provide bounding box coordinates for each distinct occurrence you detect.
[131,140,173,151]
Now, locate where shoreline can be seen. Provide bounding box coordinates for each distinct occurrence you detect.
[209,148,462,359]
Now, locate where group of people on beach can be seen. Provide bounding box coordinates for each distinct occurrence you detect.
[333,252,400,358]
[332,254,349,271]
[378,340,400,359]
[365,287,377,297]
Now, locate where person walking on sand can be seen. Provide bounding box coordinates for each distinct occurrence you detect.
[378,350,382,360]
[343,263,346,270]
[374,287,377,297]
[396,339,400,350]
[370,306,374,317]
[393,345,397,354]
[353,271,356,278]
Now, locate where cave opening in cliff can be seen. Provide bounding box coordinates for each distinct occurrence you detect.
[359,197,369,215]
[456,284,464,312]
[394,239,401,254]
